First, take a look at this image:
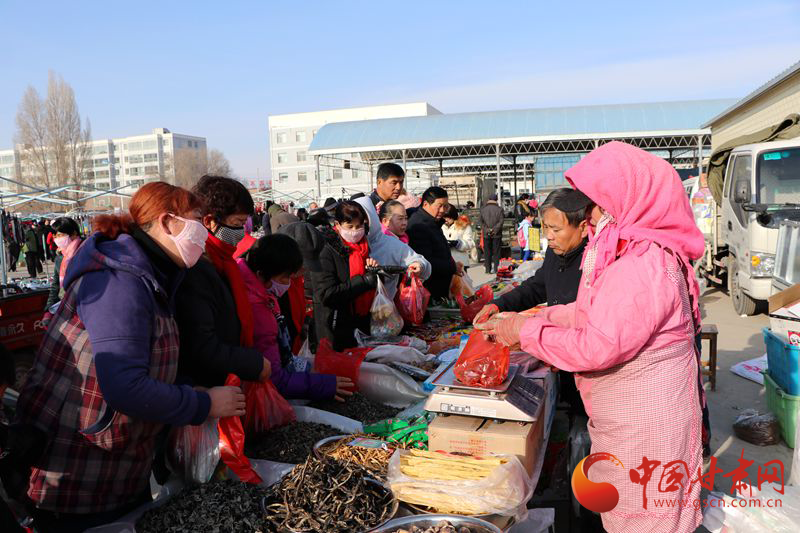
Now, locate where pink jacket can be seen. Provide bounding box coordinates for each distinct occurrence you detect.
[236,259,336,401]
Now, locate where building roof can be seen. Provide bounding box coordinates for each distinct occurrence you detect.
[308,99,736,155]
[703,60,800,127]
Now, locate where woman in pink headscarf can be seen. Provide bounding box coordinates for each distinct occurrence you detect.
[478,142,705,532]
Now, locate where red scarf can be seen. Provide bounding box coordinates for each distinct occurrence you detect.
[335,228,374,316]
[288,277,306,354]
[204,233,254,347]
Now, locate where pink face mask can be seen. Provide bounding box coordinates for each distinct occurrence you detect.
[54,235,72,250]
[339,227,365,243]
[166,215,208,268]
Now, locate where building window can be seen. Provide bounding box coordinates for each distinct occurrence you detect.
[295,131,306,143]
[143,153,158,162]
[144,165,159,175]
[278,172,288,183]
[296,151,307,162]
[126,141,143,151]
[162,139,169,148]
[125,154,143,164]
[352,168,359,179]
[142,140,157,150]
[276,132,287,144]
[277,153,288,164]
[129,167,142,176]
[297,171,307,182]
[333,169,342,180]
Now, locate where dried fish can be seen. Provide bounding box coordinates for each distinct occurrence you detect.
[309,393,401,425]
[262,457,395,532]
[246,422,340,464]
[319,435,400,479]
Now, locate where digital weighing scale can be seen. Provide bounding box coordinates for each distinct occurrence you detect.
[423,360,545,423]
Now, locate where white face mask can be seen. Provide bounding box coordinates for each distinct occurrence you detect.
[54,235,72,250]
[167,215,208,268]
[268,279,291,298]
[339,227,365,243]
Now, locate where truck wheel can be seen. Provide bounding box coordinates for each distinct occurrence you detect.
[729,258,757,316]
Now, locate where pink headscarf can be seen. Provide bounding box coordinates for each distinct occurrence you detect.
[566,141,705,326]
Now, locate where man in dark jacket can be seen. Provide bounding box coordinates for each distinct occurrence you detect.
[479,194,504,274]
[407,186,463,300]
[475,188,593,415]
[269,203,299,234]
[369,162,405,207]
[24,224,41,277]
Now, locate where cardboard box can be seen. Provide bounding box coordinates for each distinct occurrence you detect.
[769,284,800,346]
[427,404,546,475]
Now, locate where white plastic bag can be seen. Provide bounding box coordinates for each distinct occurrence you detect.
[370,276,404,338]
[387,450,533,521]
[719,482,800,532]
[358,361,427,408]
[355,330,428,352]
[166,417,220,484]
[730,354,768,384]
[364,344,427,365]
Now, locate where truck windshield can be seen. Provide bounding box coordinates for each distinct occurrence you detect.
[757,148,800,204]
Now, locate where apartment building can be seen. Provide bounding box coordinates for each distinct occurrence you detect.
[268,103,440,201]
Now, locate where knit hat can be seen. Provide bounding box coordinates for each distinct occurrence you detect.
[277,222,324,270]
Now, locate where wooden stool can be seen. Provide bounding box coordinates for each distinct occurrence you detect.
[699,324,718,391]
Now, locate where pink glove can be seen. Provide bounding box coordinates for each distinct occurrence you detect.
[476,312,529,347]
[473,304,499,326]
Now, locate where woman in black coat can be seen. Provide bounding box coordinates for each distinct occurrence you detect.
[312,201,378,351]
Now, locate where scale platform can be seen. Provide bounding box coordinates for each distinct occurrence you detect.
[424,361,544,422]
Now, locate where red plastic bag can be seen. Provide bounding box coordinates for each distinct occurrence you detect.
[314,338,371,391]
[455,284,493,323]
[217,374,262,484]
[395,273,430,326]
[453,332,510,387]
[242,379,296,435]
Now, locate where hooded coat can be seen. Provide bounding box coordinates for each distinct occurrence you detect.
[311,225,376,350]
[354,196,431,300]
[16,229,210,514]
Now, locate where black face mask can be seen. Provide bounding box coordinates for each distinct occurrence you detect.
[214,221,246,246]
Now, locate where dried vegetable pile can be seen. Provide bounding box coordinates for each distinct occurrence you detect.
[390,521,477,533]
[246,421,340,464]
[309,392,402,425]
[318,435,400,478]
[136,480,268,532]
[262,457,395,532]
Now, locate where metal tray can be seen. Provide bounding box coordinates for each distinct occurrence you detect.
[369,513,504,532]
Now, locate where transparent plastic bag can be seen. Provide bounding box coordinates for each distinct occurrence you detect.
[370,276,404,338]
[242,379,296,435]
[387,449,533,520]
[732,409,781,446]
[453,331,510,387]
[166,417,220,484]
[719,482,800,532]
[396,273,431,326]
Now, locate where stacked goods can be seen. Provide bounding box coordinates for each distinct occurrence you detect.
[310,392,402,425]
[263,457,395,532]
[246,421,340,463]
[388,450,532,517]
[136,480,267,532]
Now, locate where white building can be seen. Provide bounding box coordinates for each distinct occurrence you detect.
[0,128,207,207]
[268,103,440,202]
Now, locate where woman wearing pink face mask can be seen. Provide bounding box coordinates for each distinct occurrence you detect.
[236,234,353,401]
[43,217,83,313]
[312,200,379,350]
[15,182,246,532]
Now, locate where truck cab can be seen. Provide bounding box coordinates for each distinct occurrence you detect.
[720,140,800,314]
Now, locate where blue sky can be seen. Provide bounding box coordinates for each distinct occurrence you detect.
[1,0,799,178]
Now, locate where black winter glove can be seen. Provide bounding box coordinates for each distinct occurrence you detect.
[361,272,379,289]
[0,424,47,501]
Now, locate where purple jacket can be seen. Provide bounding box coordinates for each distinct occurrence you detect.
[236,259,337,400]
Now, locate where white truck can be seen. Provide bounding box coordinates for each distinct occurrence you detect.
[697,139,800,315]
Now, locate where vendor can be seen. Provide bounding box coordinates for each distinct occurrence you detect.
[11,183,245,533]
[237,234,353,401]
[407,186,463,301]
[477,142,705,533]
[312,201,379,350]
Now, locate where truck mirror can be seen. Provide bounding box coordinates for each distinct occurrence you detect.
[734,179,751,204]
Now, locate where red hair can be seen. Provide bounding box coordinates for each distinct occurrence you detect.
[93,182,204,239]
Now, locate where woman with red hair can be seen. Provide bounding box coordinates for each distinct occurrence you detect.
[12,182,246,532]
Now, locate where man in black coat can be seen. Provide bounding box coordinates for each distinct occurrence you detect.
[474,188,593,414]
[479,194,504,274]
[407,186,463,301]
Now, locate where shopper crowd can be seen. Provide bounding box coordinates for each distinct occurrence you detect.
[0,143,708,533]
